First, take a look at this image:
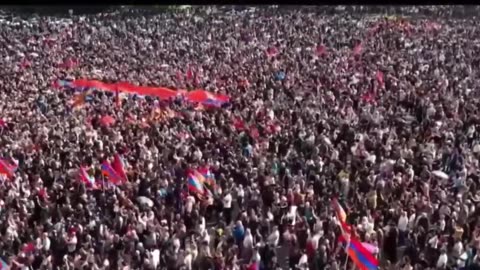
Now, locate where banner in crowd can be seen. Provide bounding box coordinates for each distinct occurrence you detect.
[56,79,230,107]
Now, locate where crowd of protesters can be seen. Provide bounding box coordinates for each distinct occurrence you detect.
[1,5,480,270]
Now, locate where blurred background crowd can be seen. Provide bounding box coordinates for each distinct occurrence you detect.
[1,5,480,270]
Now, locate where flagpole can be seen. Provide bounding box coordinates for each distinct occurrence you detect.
[344,237,350,270]
[102,173,106,195]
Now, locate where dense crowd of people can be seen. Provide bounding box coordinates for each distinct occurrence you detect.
[1,5,480,270]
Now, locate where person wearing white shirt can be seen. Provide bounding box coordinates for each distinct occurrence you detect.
[428,235,439,249]
[297,252,309,270]
[183,250,193,270]
[236,184,244,209]
[223,192,232,224]
[398,211,408,232]
[436,249,448,269]
[185,195,195,214]
[36,232,51,252]
[397,211,409,246]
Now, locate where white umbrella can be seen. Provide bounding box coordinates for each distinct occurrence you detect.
[432,170,449,180]
[137,196,154,208]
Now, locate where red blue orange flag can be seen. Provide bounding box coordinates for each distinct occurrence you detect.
[187,172,205,196]
[112,153,128,183]
[101,161,123,185]
[197,167,216,190]
[339,234,379,270]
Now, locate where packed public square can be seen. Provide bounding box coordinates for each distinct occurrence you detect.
[0,5,480,270]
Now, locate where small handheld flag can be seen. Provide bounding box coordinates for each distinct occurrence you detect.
[112,153,128,183]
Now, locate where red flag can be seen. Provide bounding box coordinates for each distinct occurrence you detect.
[100,115,116,127]
[0,119,6,128]
[112,153,128,183]
[353,43,363,55]
[22,242,35,254]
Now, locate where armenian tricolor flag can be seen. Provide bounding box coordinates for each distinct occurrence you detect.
[187,172,205,196]
[339,234,379,270]
[101,161,123,185]
[112,153,128,183]
[197,167,216,190]
[53,80,73,89]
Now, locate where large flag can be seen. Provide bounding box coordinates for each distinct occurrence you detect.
[339,234,379,270]
[112,153,128,183]
[101,161,123,185]
[0,158,18,178]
